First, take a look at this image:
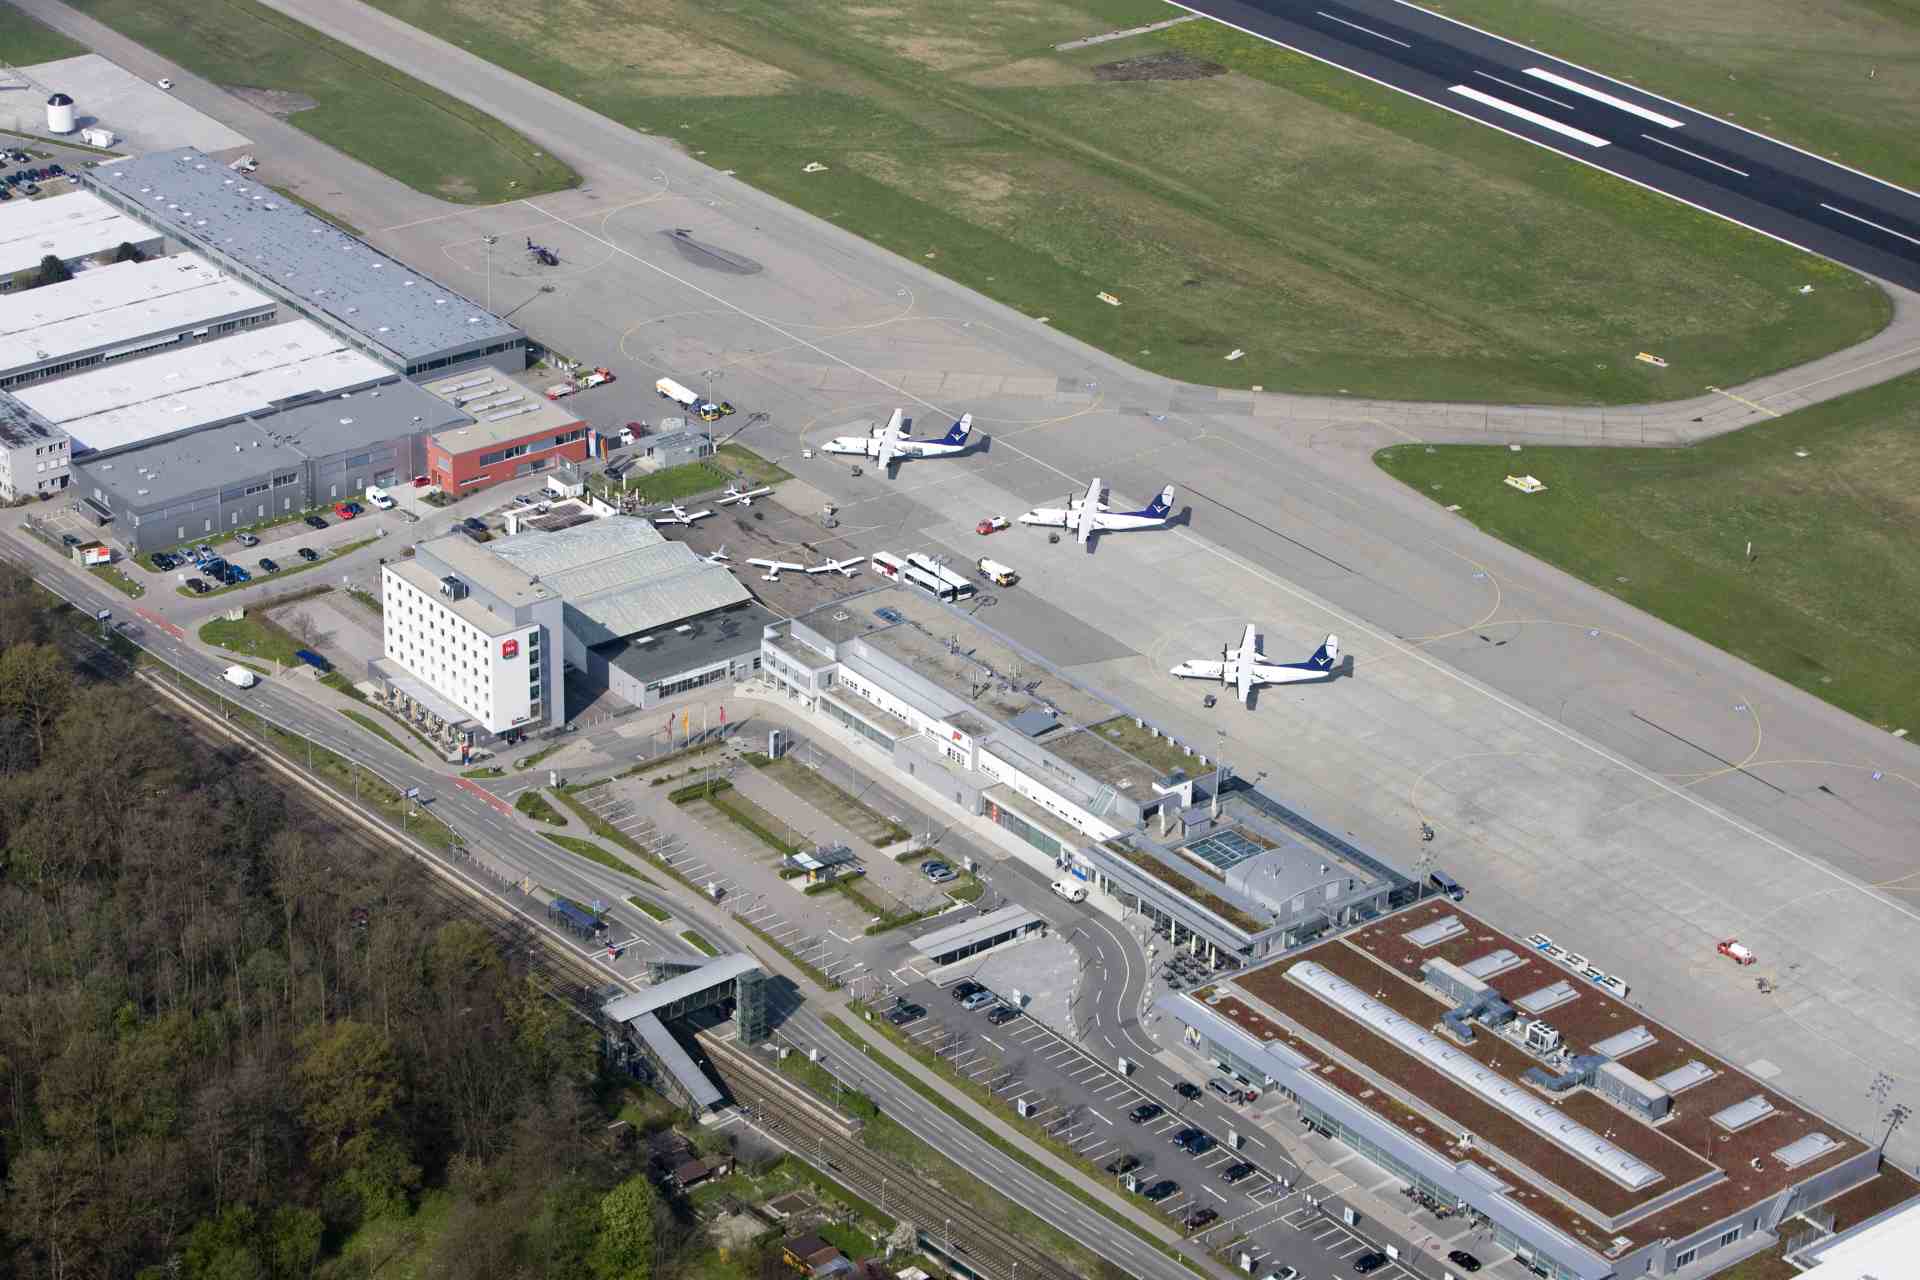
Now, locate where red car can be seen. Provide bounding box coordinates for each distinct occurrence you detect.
[976,515,1010,535]
[333,501,356,520]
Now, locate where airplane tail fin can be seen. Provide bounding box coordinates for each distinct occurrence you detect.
[1310,635,1339,670]
[1140,484,1176,519]
[941,413,972,446]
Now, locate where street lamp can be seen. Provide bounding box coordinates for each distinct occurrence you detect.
[483,235,498,312]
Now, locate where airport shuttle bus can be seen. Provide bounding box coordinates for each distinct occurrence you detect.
[873,551,976,602]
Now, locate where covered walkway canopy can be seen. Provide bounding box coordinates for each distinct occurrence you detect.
[911,904,1043,966]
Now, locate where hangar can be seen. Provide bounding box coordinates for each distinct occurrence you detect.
[0,189,162,290]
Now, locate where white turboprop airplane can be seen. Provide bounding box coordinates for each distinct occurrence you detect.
[805,556,866,578]
[651,503,713,527]
[704,545,731,565]
[1019,477,1176,547]
[717,483,774,508]
[1171,625,1340,705]
[822,409,973,476]
[746,557,806,582]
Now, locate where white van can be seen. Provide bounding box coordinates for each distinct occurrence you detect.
[1050,877,1088,903]
[364,484,396,510]
[222,665,258,689]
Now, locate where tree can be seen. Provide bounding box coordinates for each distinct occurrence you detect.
[284,610,332,651]
[294,1020,402,1165]
[113,240,144,264]
[34,253,72,288]
[0,642,71,759]
[588,1174,659,1280]
[508,975,595,1091]
[265,1206,323,1280]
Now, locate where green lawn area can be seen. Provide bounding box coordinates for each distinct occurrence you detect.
[626,893,671,921]
[1089,715,1204,779]
[199,613,304,667]
[679,928,719,955]
[593,445,787,506]
[1420,0,1920,193]
[541,831,652,882]
[89,562,145,599]
[714,443,792,487]
[67,0,577,204]
[362,0,1885,403]
[460,764,505,779]
[514,789,565,825]
[0,3,86,61]
[758,755,910,845]
[1376,369,1920,733]
[340,708,419,759]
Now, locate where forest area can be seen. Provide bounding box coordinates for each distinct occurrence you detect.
[0,567,798,1280]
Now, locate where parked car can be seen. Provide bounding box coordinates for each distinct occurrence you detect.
[1128,1103,1164,1125]
[950,980,986,1004]
[304,514,328,530]
[1446,1250,1482,1273]
[1181,1208,1217,1230]
[886,1002,926,1027]
[1103,1153,1140,1176]
[461,516,488,533]
[985,1005,1021,1026]
[342,501,364,516]
[921,859,958,884]
[186,578,209,594]
[235,531,259,547]
[1182,1133,1215,1156]
[258,557,279,574]
[1258,1269,1300,1280]
[151,552,175,570]
[960,989,995,1012]
[296,547,319,562]
[1173,1081,1202,1101]
[59,532,79,546]
[1222,1162,1257,1184]
[1208,1079,1249,1104]
[1353,1253,1390,1275]
[1141,1180,1177,1202]
[293,649,332,673]
[333,502,356,520]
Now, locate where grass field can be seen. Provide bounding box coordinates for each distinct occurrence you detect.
[199,613,304,667]
[362,0,1885,403]
[1376,369,1920,733]
[67,0,576,203]
[0,3,85,62]
[1421,0,1920,193]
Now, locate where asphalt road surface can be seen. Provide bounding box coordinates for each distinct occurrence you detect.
[1171,0,1920,288]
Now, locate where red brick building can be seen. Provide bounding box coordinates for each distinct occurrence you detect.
[421,373,587,497]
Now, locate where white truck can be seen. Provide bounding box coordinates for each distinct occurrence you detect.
[363,484,396,510]
[655,376,735,422]
[977,557,1018,587]
[222,665,258,689]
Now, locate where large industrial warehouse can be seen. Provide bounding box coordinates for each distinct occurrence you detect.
[0,188,161,291]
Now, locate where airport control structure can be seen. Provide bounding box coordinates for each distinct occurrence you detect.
[1164,897,1894,1280]
[761,582,1418,970]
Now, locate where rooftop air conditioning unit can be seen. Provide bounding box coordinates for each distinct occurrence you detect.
[439,576,469,601]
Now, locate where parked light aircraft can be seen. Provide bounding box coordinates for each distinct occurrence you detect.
[822,410,972,476]
[746,557,805,582]
[651,503,713,527]
[717,484,773,507]
[1170,625,1340,705]
[704,545,731,565]
[805,556,867,578]
[1019,478,1176,547]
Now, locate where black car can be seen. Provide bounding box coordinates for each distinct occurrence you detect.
[304,514,328,529]
[1222,1162,1257,1184]
[1173,1081,1202,1101]
[1181,1133,1216,1156]
[186,577,209,594]
[885,1002,927,1027]
[151,552,173,570]
[1353,1253,1390,1276]
[1128,1103,1164,1125]
[1141,1180,1178,1202]
[1169,1127,1204,1148]
[985,1005,1021,1026]
[461,516,488,533]
[1103,1153,1140,1176]
[1181,1207,1218,1231]
[296,547,319,562]
[1446,1250,1482,1273]
[60,533,79,546]
[951,980,986,1003]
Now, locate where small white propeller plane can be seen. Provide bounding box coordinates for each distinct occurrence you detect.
[1019,477,1176,548]
[651,503,713,527]
[746,557,806,582]
[805,555,867,578]
[717,483,774,508]
[822,409,973,477]
[1171,625,1340,705]
[704,545,731,565]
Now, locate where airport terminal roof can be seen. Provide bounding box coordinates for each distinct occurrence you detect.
[0,267,275,380]
[0,213,161,281]
[88,149,522,365]
[16,319,395,453]
[598,601,775,687]
[78,379,468,509]
[0,391,65,451]
[0,254,259,336]
[491,516,751,640]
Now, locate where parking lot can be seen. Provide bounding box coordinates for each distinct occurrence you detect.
[888,969,1493,1280]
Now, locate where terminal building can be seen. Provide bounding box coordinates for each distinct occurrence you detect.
[1162,899,1900,1280]
[380,516,772,742]
[760,584,1411,971]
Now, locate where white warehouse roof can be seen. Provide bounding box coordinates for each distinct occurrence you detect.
[0,189,125,248]
[0,255,242,336]
[0,212,161,282]
[0,263,274,382]
[16,318,395,454]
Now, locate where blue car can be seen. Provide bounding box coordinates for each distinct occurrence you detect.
[293,649,332,673]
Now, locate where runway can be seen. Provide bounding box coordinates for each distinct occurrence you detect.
[1169,0,1920,289]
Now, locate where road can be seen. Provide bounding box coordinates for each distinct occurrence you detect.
[1171,0,1920,289]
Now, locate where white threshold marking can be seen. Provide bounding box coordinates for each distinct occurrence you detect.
[1450,85,1608,146]
[1524,67,1684,127]
[1316,9,1411,47]
[1470,68,1567,108]
[1820,202,1920,247]
[1642,133,1749,177]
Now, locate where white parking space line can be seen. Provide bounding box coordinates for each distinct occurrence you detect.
[1524,66,1684,127]
[1090,1110,1113,1125]
[1642,133,1750,177]
[1316,9,1411,48]
[1820,202,1920,247]
[1449,85,1609,146]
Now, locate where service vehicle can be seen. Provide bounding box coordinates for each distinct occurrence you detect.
[1719,938,1757,966]
[222,665,257,689]
[364,484,396,510]
[975,515,1010,535]
[544,382,579,400]
[1049,877,1087,903]
[977,557,1018,587]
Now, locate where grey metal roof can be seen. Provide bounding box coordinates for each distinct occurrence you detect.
[490,514,664,576]
[87,148,522,364]
[597,601,772,687]
[491,516,751,641]
[1287,961,1663,1191]
[0,391,65,451]
[1712,1095,1777,1131]
[629,1010,723,1110]
[601,953,761,1024]
[910,904,1041,957]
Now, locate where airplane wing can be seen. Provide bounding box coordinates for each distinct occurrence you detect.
[1238,658,1254,705]
[1227,623,1255,662]
[875,429,899,474]
[747,558,804,571]
[882,408,906,438]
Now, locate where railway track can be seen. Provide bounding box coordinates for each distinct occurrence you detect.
[704,1033,1086,1280]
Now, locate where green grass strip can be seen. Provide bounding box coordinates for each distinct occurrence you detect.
[541,831,654,883]
[514,789,565,825]
[626,893,670,921]
[679,928,719,956]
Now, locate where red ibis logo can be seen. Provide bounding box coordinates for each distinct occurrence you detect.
[951,730,963,743]
[502,638,520,659]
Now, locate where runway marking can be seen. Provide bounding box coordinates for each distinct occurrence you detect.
[1819,202,1920,248]
[1315,10,1410,47]
[1706,385,1783,417]
[1470,69,1568,109]
[1524,68,1684,127]
[1641,134,1749,177]
[1449,86,1609,147]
